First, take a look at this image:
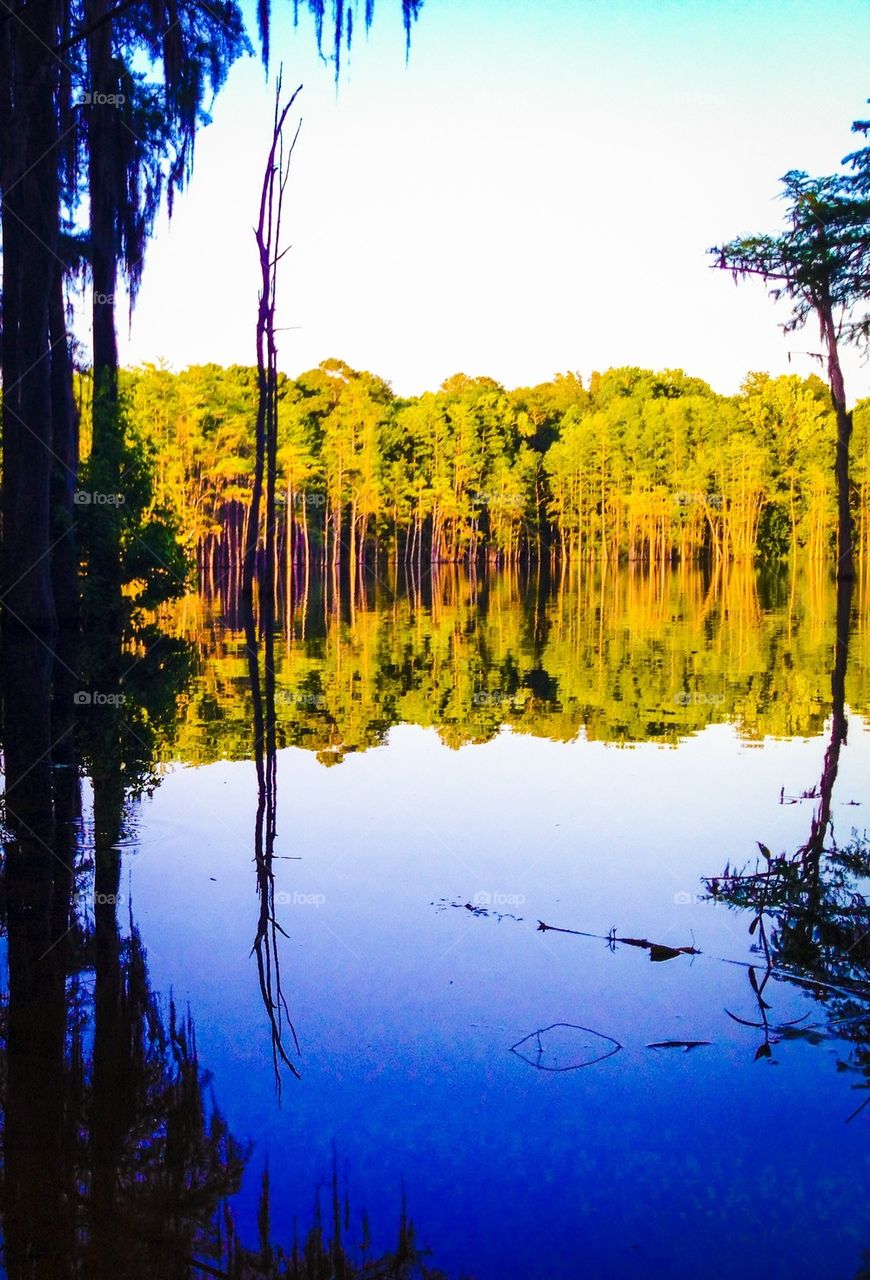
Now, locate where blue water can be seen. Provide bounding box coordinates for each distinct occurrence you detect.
[120,718,870,1278]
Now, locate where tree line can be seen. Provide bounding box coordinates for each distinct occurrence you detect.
[98,358,870,585]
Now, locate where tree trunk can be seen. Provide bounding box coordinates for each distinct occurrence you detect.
[1,0,63,630]
[819,298,854,580]
[87,2,124,616]
[50,265,81,625]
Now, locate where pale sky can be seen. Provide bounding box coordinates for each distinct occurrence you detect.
[114,0,870,401]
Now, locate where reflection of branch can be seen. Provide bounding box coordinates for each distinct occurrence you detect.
[245,601,300,1091]
[845,1093,870,1124]
[724,956,810,1061]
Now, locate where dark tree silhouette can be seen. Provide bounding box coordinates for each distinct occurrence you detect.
[83,0,248,619]
[0,1,67,630]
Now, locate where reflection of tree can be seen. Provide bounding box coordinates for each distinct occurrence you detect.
[1,629,73,1279]
[81,928,248,1280]
[0,620,244,1279]
[244,595,301,1086]
[163,565,870,767]
[704,577,870,1111]
[704,575,868,1280]
[220,1155,450,1279]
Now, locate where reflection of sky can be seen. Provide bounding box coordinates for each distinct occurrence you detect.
[128,718,870,1279]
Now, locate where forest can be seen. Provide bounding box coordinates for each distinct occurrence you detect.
[75,359,870,597]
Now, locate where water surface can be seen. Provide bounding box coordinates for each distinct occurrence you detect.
[2,565,869,1278]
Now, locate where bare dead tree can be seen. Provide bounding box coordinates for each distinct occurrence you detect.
[243,74,302,611]
[243,75,303,1090]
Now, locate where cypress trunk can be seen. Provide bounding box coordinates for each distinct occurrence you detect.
[1,0,63,630]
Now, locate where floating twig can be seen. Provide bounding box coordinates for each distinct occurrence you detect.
[647,1040,711,1052]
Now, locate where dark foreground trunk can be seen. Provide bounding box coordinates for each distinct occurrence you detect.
[0,1,63,630]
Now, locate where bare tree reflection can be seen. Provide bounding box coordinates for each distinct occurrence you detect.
[244,595,301,1087]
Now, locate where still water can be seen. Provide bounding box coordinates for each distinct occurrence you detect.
[2,565,869,1278]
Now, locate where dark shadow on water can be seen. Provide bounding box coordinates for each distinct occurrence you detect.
[0,612,454,1278]
[0,617,245,1279]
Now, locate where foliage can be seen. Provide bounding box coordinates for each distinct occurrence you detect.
[78,380,191,618]
[710,127,870,579]
[119,360,862,570]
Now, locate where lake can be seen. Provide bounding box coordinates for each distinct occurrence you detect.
[1,563,869,1279]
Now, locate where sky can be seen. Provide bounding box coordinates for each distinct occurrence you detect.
[115,0,870,400]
